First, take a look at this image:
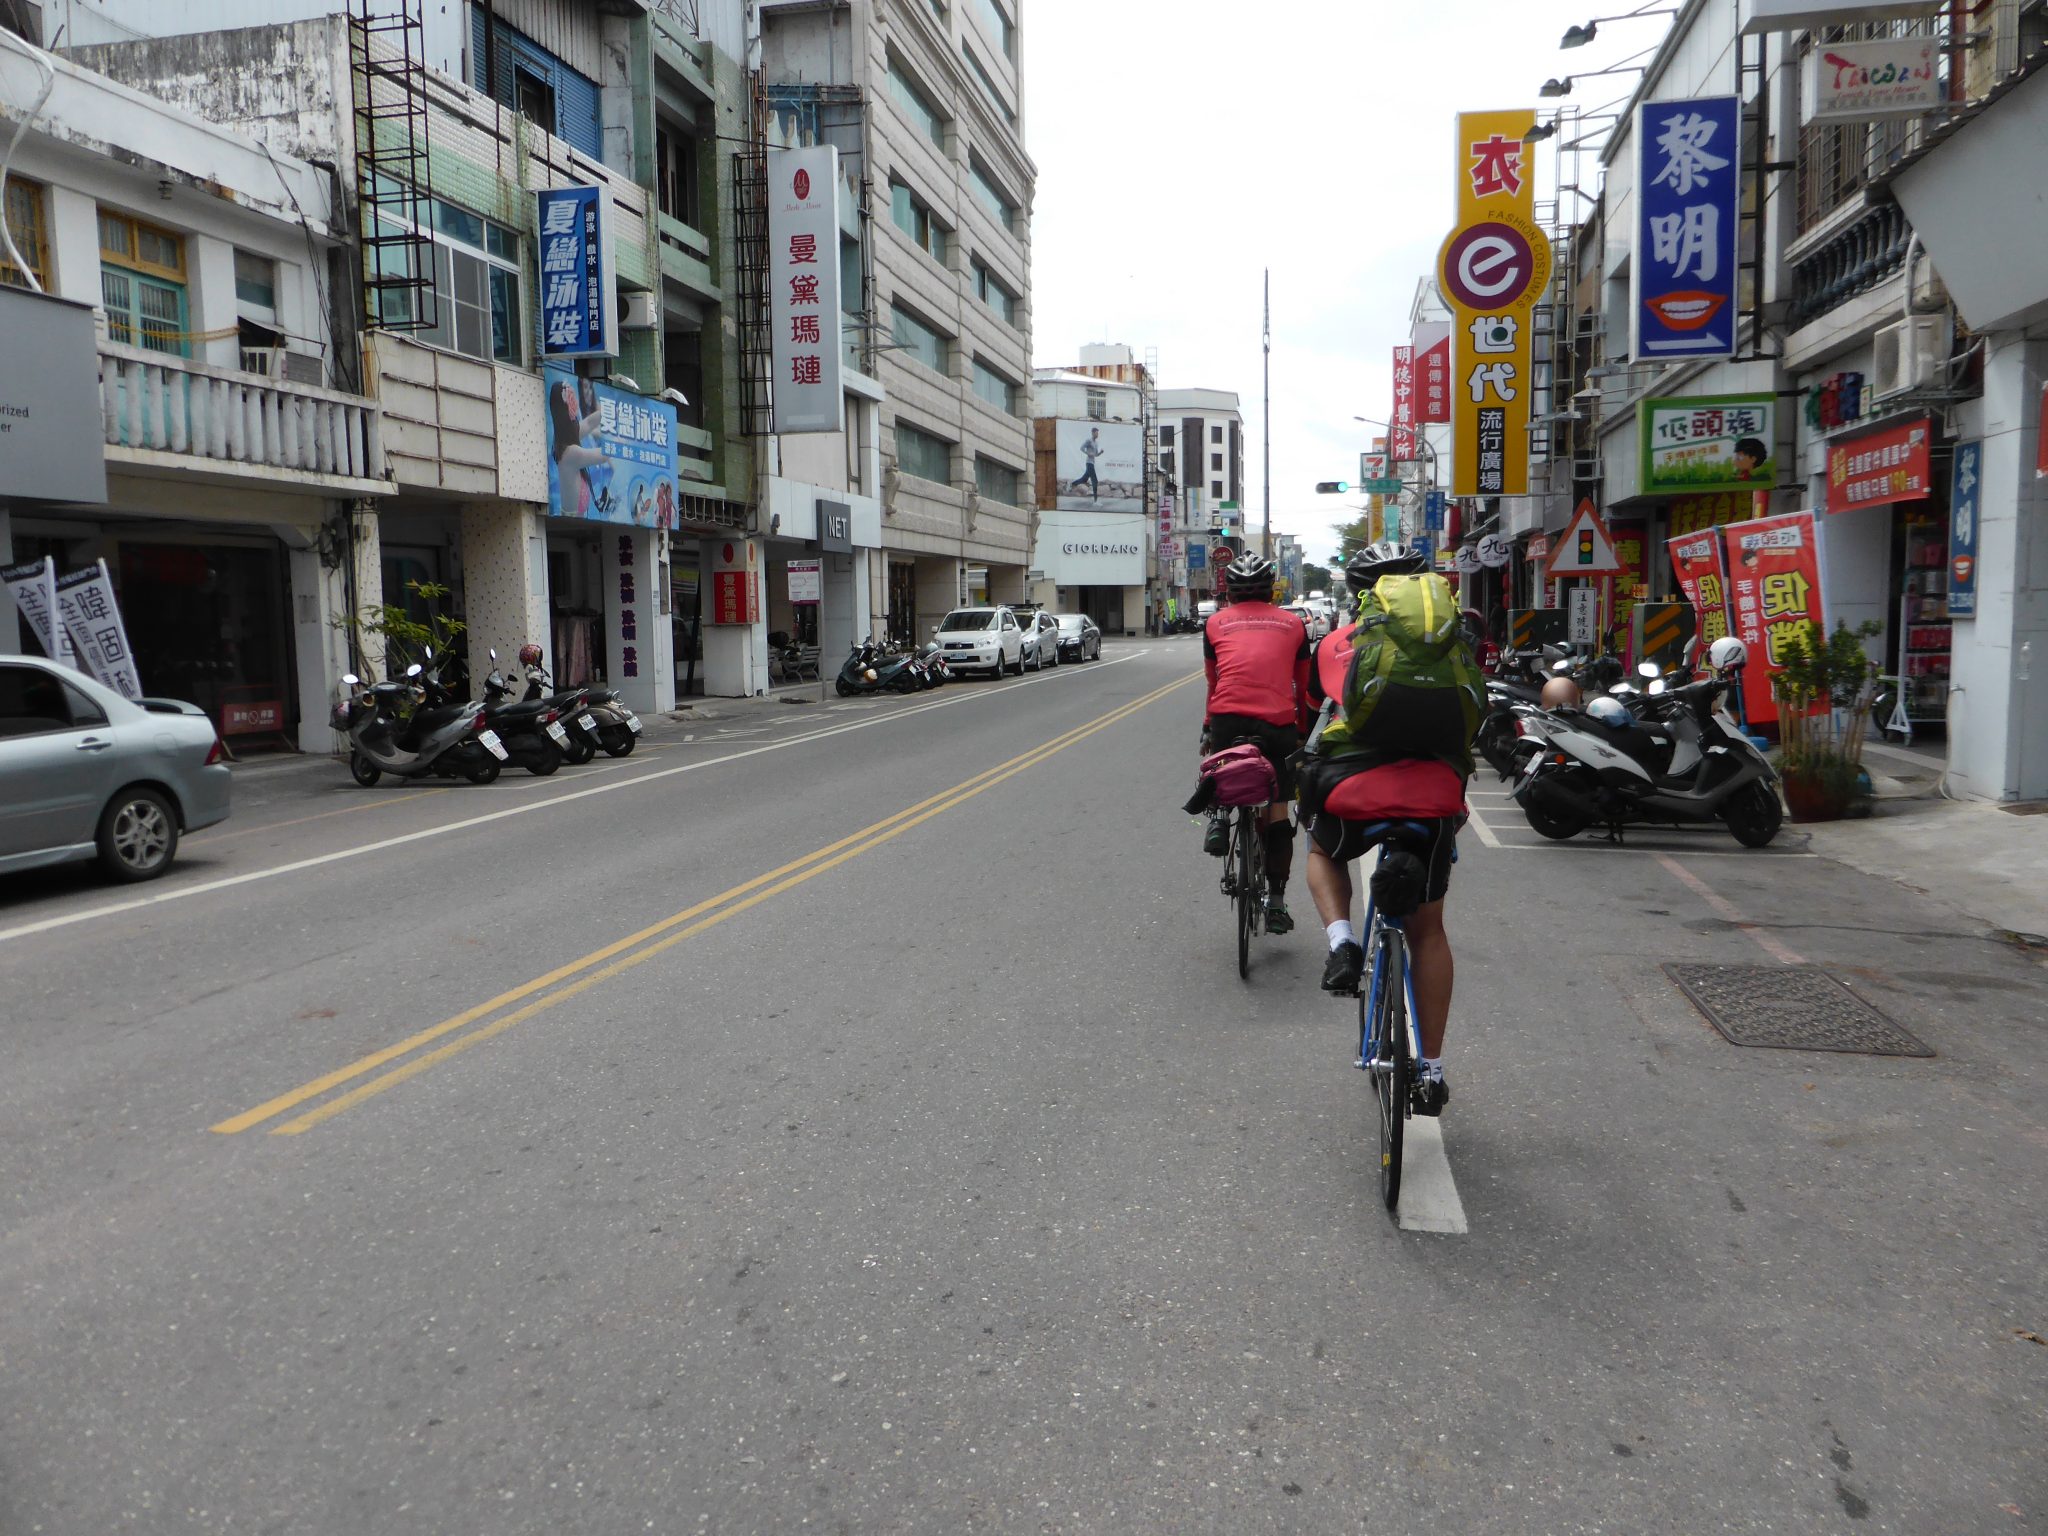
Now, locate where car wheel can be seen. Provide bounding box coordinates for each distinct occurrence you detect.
[95,785,179,883]
[1047,644,1059,667]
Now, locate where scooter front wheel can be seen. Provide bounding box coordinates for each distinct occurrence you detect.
[835,678,854,696]
[1725,781,1784,848]
[464,755,502,785]
[349,750,382,788]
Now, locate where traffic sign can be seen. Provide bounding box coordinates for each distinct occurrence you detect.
[1544,498,1624,576]
[1359,477,1403,495]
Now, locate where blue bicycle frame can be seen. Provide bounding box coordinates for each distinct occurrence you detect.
[1353,821,1436,1077]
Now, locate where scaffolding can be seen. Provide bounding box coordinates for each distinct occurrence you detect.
[350,0,436,333]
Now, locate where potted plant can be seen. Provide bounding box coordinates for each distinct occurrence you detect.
[1770,619,1881,821]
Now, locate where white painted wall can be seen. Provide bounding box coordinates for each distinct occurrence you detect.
[44,0,468,81]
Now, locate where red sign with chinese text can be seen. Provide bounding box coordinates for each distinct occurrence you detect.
[221,698,284,736]
[1412,322,1450,424]
[1391,346,1416,460]
[711,569,757,625]
[1722,510,1825,725]
[1826,417,1932,514]
[1666,530,1731,650]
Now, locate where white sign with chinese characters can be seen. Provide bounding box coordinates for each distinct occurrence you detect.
[767,146,845,434]
[53,559,141,700]
[2,555,76,667]
[787,557,822,605]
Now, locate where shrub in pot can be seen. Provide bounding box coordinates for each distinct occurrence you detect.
[1771,620,1881,822]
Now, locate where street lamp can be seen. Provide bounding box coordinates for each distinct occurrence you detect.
[1560,6,1676,49]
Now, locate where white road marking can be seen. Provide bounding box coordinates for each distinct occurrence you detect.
[1484,844,1816,858]
[1463,807,1503,848]
[1654,851,1808,963]
[1397,1117,1468,1234]
[0,651,1162,946]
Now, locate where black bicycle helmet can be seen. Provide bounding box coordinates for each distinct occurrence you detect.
[1343,539,1427,590]
[1222,552,1276,597]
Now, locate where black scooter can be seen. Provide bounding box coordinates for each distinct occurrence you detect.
[835,640,921,696]
[478,648,568,776]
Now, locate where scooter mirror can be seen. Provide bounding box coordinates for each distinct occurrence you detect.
[489,647,498,662]
[1610,683,1632,695]
[1552,658,1574,674]
[423,645,433,659]
[1649,679,1667,695]
[406,663,424,679]
[1638,661,1661,679]
[342,673,361,687]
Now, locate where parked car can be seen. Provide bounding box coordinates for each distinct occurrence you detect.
[1285,601,1328,641]
[1196,599,1219,621]
[933,607,1024,678]
[1053,613,1101,662]
[1018,610,1062,670]
[0,655,232,882]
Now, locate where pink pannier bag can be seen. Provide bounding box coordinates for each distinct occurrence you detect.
[1199,742,1279,807]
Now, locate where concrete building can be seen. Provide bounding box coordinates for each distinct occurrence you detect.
[761,0,1035,647]
[1029,357,1145,633]
[0,26,388,753]
[1157,387,1245,609]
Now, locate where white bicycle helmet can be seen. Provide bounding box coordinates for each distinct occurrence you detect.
[1708,635,1748,673]
[1586,694,1630,727]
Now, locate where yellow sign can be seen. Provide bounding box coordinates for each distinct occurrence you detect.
[1435,110,1553,498]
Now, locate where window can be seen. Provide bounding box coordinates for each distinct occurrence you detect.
[1211,480,1223,498]
[0,664,104,737]
[975,454,1021,506]
[887,58,945,144]
[234,251,277,314]
[968,157,1017,230]
[369,182,523,365]
[896,420,953,483]
[961,42,1015,125]
[971,357,1018,414]
[890,181,947,264]
[656,120,702,228]
[970,0,1015,59]
[98,207,187,356]
[971,259,1017,325]
[1,176,47,290]
[1160,450,1175,475]
[1085,388,1107,421]
[1211,452,1223,471]
[1210,424,1223,444]
[890,302,949,374]
[1159,424,1175,446]
[515,67,557,135]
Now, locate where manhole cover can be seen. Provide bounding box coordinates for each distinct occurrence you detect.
[1664,964,1933,1057]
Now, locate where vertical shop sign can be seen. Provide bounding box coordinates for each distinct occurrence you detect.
[1667,530,1733,646]
[614,534,640,679]
[767,146,845,434]
[1632,95,1739,359]
[1723,510,1826,725]
[1436,111,1552,496]
[1826,416,1932,513]
[2,555,76,666]
[1391,346,1417,460]
[53,559,141,699]
[1948,439,1981,619]
[1423,489,1447,533]
[709,540,759,626]
[1412,321,1451,424]
[535,186,618,359]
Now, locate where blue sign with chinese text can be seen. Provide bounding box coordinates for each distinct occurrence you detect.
[1632,95,1739,361]
[1949,438,1980,619]
[536,185,618,359]
[544,363,680,526]
[1412,534,1435,568]
[1423,489,1447,533]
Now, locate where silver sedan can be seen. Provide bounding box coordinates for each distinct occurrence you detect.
[0,654,232,882]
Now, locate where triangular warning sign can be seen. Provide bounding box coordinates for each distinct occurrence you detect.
[1544,498,1624,577]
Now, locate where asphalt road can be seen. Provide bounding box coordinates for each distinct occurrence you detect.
[1,639,2042,1535]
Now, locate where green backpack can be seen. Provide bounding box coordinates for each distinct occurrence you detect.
[1319,573,1484,776]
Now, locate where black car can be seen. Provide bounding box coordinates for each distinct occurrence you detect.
[1053,613,1102,662]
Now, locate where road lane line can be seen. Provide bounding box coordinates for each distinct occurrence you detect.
[0,652,1167,947]
[184,786,453,846]
[1654,852,1807,964]
[217,674,1200,1135]
[1397,1117,1468,1235]
[1463,807,1503,849]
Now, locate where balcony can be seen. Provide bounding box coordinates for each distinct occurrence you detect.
[99,341,390,497]
[1788,201,1911,330]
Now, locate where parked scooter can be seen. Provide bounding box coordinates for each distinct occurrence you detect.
[1512,636,1783,847]
[518,645,642,760]
[835,639,921,696]
[917,640,951,687]
[478,650,570,776]
[331,656,507,786]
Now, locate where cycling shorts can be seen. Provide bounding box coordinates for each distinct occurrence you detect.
[1203,713,1300,800]
[1304,813,1459,904]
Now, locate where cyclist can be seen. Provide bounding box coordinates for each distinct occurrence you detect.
[1299,540,1474,1114]
[1201,552,1309,935]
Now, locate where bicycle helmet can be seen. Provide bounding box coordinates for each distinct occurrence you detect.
[1222,552,1277,598]
[1708,635,1748,673]
[518,642,544,669]
[1586,694,1630,728]
[1343,539,1427,590]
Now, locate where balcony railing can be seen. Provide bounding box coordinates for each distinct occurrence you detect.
[1788,201,1911,330]
[99,340,387,490]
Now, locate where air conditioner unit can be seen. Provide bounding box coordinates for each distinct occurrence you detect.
[1873,316,1943,400]
[621,291,657,330]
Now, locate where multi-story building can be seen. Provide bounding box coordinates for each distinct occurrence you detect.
[0,25,388,753]
[1157,386,1245,608]
[757,0,1034,646]
[1029,352,1147,633]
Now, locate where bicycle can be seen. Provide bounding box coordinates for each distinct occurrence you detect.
[1219,794,1269,979]
[1347,821,1437,1213]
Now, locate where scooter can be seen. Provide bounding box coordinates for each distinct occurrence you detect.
[835,639,920,696]
[479,650,569,776]
[332,660,507,786]
[917,640,950,687]
[521,663,643,761]
[1512,664,1783,847]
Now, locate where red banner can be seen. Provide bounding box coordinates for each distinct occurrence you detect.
[1723,510,1825,725]
[1412,321,1451,424]
[1666,529,1731,651]
[1826,416,1932,514]
[1391,345,1416,460]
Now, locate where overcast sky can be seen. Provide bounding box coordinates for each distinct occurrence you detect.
[1022,0,1655,567]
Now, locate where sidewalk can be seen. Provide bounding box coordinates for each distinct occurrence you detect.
[1801,792,2048,945]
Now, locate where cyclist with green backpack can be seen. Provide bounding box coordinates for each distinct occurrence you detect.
[1299,541,1483,1114]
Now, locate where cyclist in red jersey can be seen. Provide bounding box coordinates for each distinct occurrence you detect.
[1201,552,1310,934]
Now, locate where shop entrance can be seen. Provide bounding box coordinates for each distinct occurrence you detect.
[886,560,917,645]
[119,541,292,737]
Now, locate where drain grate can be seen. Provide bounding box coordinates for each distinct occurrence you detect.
[1664,964,1934,1057]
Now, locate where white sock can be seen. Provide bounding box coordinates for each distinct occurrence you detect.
[1421,1056,1444,1081]
[1325,920,1354,951]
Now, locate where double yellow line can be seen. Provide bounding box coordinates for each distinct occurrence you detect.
[214,670,1199,1137]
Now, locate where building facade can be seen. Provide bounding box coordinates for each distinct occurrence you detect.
[1029,360,1146,633]
[1157,386,1245,610]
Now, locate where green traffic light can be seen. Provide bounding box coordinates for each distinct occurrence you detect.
[1315,481,1349,495]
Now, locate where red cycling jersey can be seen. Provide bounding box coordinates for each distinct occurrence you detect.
[1204,601,1310,730]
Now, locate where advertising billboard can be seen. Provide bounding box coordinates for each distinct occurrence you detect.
[1724,510,1826,725]
[1826,416,1932,514]
[1037,510,1146,587]
[544,363,682,527]
[1804,36,1940,122]
[1640,393,1777,495]
[1055,419,1143,512]
[535,186,618,360]
[1632,95,1740,360]
[0,287,108,504]
[767,146,845,434]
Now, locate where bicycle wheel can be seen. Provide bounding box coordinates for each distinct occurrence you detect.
[1370,928,1410,1212]
[1236,810,1256,979]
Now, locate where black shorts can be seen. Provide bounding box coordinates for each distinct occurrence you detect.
[1304,812,1459,904]
[1204,714,1300,799]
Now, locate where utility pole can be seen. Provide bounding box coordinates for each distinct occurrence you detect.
[1261,268,1272,561]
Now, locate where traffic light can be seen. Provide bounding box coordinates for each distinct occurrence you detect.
[1577,526,1595,565]
[1314,481,1349,495]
